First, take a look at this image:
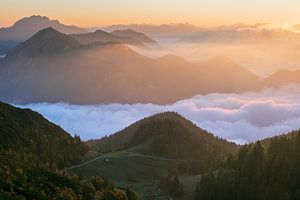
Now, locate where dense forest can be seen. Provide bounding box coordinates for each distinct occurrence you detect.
[0,102,138,200]
[3,101,300,199]
[0,102,89,167]
[0,150,138,200]
[194,130,300,200]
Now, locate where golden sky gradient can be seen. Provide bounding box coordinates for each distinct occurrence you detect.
[1,0,300,27]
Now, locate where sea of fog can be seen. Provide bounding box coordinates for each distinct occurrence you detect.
[16,84,300,144]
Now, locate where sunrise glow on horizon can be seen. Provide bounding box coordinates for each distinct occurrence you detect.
[1,0,300,27]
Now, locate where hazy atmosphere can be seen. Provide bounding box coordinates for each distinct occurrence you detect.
[1,1,300,199]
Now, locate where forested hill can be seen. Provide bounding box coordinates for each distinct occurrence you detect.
[0,102,138,200]
[87,112,238,160]
[195,129,300,200]
[0,101,88,167]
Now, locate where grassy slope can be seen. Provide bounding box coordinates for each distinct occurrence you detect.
[88,112,238,158]
[72,150,181,200]
[72,150,205,200]
[80,112,239,199]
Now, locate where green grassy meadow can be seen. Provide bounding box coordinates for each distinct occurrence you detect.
[72,151,180,200]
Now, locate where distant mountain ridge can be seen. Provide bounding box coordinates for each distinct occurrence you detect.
[71,29,149,47]
[101,23,202,38]
[111,29,157,44]
[0,27,263,104]
[3,27,299,105]
[7,27,81,57]
[0,15,158,52]
[0,15,87,42]
[264,69,300,86]
[0,15,87,54]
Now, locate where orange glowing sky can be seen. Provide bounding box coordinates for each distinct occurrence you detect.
[1,0,300,27]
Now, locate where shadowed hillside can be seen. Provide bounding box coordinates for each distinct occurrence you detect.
[88,112,238,160]
[194,129,300,200]
[0,101,88,167]
[0,102,138,200]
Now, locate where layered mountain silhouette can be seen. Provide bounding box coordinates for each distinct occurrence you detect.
[0,27,262,104]
[102,23,300,42]
[87,112,238,159]
[102,23,202,38]
[264,69,300,86]
[0,15,87,54]
[0,15,87,42]
[8,27,81,57]
[111,29,157,44]
[71,29,149,47]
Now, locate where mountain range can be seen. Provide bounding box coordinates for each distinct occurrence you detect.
[0,15,87,54]
[101,23,202,38]
[0,27,263,104]
[0,15,160,55]
[101,22,300,42]
[0,16,299,106]
[1,15,300,200]
[70,29,155,48]
[1,24,299,104]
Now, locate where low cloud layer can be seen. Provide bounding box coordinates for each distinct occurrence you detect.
[17,84,300,144]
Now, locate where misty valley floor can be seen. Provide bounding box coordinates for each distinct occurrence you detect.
[17,84,300,144]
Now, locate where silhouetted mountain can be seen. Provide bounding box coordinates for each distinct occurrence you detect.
[0,28,262,104]
[111,29,157,44]
[0,15,87,43]
[264,69,300,86]
[71,29,147,47]
[101,23,202,38]
[102,23,300,42]
[197,56,261,92]
[7,27,81,57]
[0,15,87,54]
[88,112,238,159]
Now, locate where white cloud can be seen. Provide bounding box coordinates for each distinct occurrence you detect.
[16,84,300,144]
